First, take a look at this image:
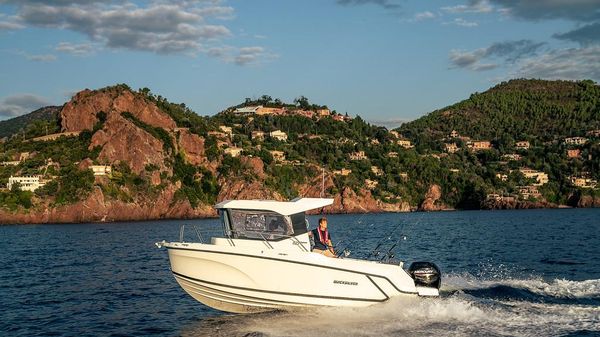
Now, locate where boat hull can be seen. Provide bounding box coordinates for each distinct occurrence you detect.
[165,242,426,313]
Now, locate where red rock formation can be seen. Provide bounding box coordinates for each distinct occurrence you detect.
[90,113,169,175]
[61,87,176,132]
[177,129,206,166]
[217,179,283,202]
[0,185,217,224]
[419,184,445,211]
[240,156,265,179]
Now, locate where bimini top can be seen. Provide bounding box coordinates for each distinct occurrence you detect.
[214,197,334,216]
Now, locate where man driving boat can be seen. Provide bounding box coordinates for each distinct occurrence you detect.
[309,217,336,257]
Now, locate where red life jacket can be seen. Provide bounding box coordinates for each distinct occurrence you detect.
[317,227,329,245]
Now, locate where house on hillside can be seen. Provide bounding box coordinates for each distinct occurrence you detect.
[371,166,383,176]
[390,130,400,138]
[397,139,413,149]
[515,141,530,150]
[219,125,233,137]
[387,151,398,158]
[257,107,285,115]
[444,143,459,153]
[332,114,345,122]
[316,109,330,117]
[90,165,112,176]
[224,147,243,157]
[7,175,46,192]
[518,186,542,200]
[269,150,286,162]
[365,179,378,189]
[251,130,265,140]
[567,149,581,158]
[519,168,549,186]
[294,110,315,118]
[502,153,522,161]
[269,130,288,141]
[569,176,597,189]
[207,131,227,139]
[449,130,460,138]
[496,173,508,181]
[234,106,261,114]
[564,137,588,145]
[19,152,30,161]
[333,168,352,176]
[349,151,367,160]
[468,141,492,151]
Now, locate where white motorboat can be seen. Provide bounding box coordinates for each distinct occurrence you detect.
[156,198,441,313]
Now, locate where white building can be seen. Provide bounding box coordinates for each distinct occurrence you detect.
[234,105,262,114]
[224,147,243,158]
[7,176,46,192]
[219,125,233,137]
[90,165,112,176]
[349,151,367,160]
[269,130,288,141]
[564,137,588,145]
[519,168,549,186]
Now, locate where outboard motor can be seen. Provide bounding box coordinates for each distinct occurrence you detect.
[408,262,441,296]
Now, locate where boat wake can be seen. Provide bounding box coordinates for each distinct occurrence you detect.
[180,273,600,337]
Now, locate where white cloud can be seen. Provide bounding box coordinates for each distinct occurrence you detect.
[0,0,270,64]
[15,50,58,62]
[0,93,51,118]
[442,0,493,14]
[512,46,600,80]
[414,11,436,21]
[446,18,479,27]
[55,42,94,56]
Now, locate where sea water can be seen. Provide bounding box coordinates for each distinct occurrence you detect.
[1,209,599,336]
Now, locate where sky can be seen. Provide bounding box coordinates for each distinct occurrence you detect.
[0,0,599,128]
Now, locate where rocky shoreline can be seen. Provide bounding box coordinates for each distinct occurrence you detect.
[2,184,597,225]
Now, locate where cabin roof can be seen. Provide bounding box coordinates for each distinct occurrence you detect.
[214,198,334,216]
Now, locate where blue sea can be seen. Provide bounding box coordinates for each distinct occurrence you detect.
[1,209,599,337]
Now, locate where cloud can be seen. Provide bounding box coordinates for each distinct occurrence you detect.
[488,0,600,22]
[0,20,24,31]
[0,93,51,118]
[446,18,479,27]
[450,39,545,71]
[336,0,400,10]
[554,22,600,46]
[14,50,58,62]
[512,46,600,81]
[0,0,267,63]
[413,11,436,21]
[442,0,493,14]
[204,45,274,66]
[55,41,94,55]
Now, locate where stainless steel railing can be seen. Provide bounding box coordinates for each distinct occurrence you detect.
[176,224,309,252]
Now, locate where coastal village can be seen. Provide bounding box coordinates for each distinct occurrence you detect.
[0,80,599,221]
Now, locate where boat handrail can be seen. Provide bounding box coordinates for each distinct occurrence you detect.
[175,224,308,252]
[229,230,309,252]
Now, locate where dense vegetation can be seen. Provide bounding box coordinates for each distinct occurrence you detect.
[0,106,61,139]
[1,79,599,213]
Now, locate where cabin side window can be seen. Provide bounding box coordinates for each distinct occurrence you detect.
[289,212,307,235]
[226,209,293,240]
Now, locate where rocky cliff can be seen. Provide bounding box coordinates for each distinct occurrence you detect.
[0,86,415,224]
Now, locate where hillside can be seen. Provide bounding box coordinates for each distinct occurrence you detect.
[0,79,599,223]
[399,79,600,149]
[0,106,61,139]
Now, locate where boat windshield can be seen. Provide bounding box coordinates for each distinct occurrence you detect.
[226,209,301,240]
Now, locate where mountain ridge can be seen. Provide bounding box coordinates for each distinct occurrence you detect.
[1,79,599,223]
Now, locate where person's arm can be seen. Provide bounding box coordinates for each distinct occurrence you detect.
[327,239,336,255]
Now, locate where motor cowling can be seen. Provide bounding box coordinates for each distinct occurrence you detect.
[408,262,441,289]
